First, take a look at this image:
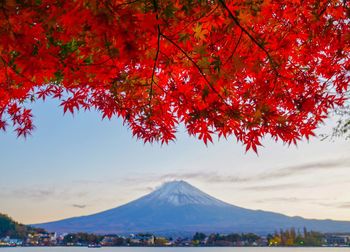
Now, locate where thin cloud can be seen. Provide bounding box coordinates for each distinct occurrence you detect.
[0,186,88,201]
[72,204,87,209]
[158,172,249,183]
[44,157,348,203]
[254,197,317,203]
[317,202,350,209]
[338,203,350,209]
[256,158,350,180]
[145,186,154,192]
[10,187,57,200]
[242,183,303,191]
[152,157,350,184]
[72,179,105,185]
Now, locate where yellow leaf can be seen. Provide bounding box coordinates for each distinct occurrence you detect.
[193,23,208,41]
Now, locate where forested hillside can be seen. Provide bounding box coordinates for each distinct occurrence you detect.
[0,213,44,239]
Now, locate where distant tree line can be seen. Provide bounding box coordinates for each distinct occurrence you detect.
[267,227,324,246]
[192,232,262,246]
[192,228,326,247]
[62,232,104,245]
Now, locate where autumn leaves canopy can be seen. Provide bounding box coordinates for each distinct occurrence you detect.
[0,0,349,151]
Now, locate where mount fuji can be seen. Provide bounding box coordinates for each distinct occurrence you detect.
[34,180,350,235]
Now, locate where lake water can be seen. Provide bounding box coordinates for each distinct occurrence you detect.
[1,248,350,252]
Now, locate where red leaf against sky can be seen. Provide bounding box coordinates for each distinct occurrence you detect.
[0,0,349,152]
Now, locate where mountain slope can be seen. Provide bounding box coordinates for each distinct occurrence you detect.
[34,181,350,235]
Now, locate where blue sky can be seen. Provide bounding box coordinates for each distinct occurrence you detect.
[0,98,349,224]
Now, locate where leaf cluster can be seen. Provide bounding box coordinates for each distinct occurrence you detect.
[0,0,349,151]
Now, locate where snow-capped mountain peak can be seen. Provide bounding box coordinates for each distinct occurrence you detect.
[35,180,350,235]
[143,180,227,206]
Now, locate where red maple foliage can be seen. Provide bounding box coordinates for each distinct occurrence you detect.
[0,0,349,151]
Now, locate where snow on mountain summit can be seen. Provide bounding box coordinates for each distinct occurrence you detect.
[142,180,228,206]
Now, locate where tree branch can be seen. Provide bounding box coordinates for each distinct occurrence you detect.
[149,0,161,106]
[0,56,36,86]
[149,25,161,106]
[224,30,243,66]
[160,32,230,106]
[218,0,279,75]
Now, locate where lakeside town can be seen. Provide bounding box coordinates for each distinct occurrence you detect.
[1,213,350,248]
[1,229,350,248]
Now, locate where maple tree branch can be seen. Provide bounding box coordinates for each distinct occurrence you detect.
[149,0,161,107]
[103,33,119,68]
[0,56,10,86]
[149,25,161,105]
[114,0,140,9]
[77,58,112,67]
[149,0,161,106]
[160,33,210,86]
[317,0,332,18]
[170,4,220,37]
[218,0,279,76]
[224,30,243,66]
[160,32,230,106]
[1,6,19,42]
[0,56,36,85]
